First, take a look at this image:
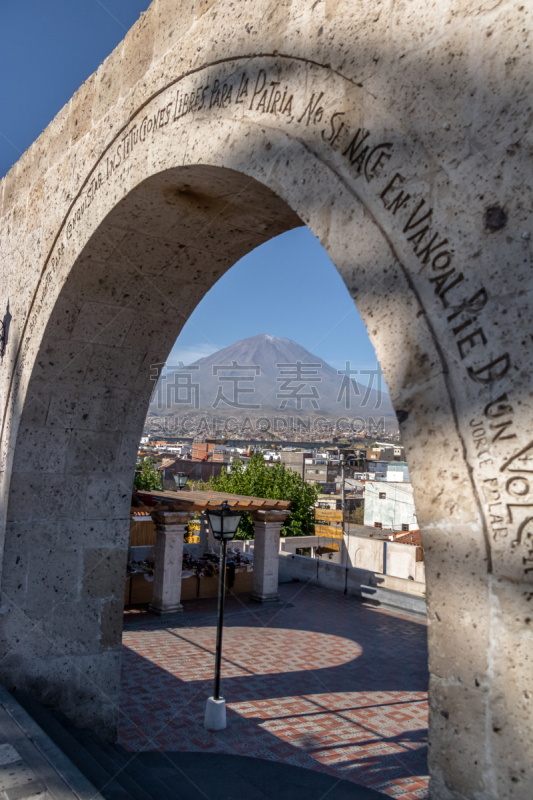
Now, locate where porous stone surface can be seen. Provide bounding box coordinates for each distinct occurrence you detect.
[250,511,289,602]
[150,515,192,614]
[0,0,532,795]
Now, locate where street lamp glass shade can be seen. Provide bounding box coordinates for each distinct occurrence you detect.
[173,472,188,489]
[207,502,242,541]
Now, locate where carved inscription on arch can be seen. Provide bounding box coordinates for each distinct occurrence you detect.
[61,62,512,407]
[9,56,526,572]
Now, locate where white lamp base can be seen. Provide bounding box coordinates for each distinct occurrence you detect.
[204,696,226,730]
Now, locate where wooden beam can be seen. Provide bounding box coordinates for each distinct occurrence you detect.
[135,488,291,512]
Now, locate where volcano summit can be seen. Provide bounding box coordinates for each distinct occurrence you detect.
[148,335,395,429]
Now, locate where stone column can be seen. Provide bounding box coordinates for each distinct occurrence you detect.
[149,511,193,614]
[250,510,289,603]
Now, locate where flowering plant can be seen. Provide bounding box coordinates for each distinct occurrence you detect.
[182,548,252,578]
[127,558,154,575]
[128,549,252,579]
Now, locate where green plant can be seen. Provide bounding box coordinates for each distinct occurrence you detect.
[208,453,319,538]
[134,458,162,491]
[349,504,365,524]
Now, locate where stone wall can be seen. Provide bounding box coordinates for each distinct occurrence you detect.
[0,0,531,796]
[344,532,385,573]
[283,533,426,580]
[278,551,426,614]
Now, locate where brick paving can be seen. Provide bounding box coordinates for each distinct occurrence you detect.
[120,584,429,799]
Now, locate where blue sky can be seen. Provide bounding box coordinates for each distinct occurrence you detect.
[0,1,151,177]
[169,228,380,375]
[1,0,383,384]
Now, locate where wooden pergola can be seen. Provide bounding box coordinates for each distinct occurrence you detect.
[135,489,290,612]
[135,489,291,514]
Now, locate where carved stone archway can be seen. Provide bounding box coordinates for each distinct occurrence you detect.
[0,3,532,798]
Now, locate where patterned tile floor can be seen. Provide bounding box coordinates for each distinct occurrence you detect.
[120,584,429,799]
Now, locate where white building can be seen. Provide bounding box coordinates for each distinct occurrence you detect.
[263,450,281,461]
[386,461,410,482]
[364,481,418,532]
[161,444,192,456]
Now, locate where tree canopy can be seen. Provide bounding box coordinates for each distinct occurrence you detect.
[134,457,162,491]
[207,453,319,539]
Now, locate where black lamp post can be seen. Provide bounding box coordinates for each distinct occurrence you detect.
[204,501,242,730]
[173,472,188,490]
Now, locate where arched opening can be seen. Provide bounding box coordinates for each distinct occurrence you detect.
[4,169,427,800]
[2,158,431,797]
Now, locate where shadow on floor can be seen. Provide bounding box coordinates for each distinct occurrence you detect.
[119,584,429,798]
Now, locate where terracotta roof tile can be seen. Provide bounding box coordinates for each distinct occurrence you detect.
[395,530,422,547]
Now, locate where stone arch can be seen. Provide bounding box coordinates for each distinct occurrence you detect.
[0,4,532,798]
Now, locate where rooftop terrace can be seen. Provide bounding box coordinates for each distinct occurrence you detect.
[121,583,429,799]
